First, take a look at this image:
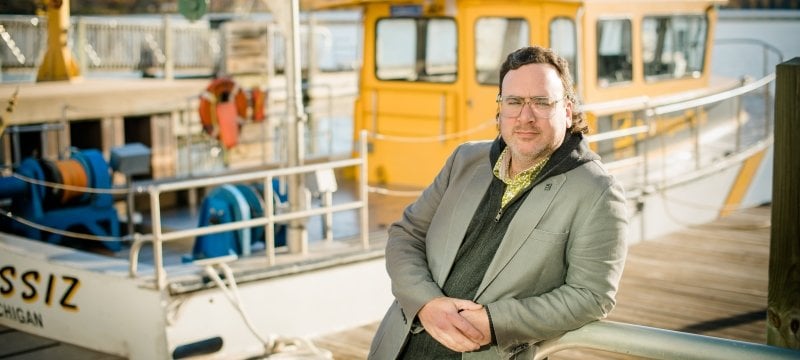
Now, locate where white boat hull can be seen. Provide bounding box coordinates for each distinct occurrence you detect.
[0,233,392,359]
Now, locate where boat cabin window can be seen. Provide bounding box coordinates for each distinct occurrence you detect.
[549,17,578,86]
[375,17,457,83]
[597,18,632,87]
[642,15,707,81]
[475,17,529,85]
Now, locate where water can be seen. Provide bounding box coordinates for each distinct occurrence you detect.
[712,9,800,79]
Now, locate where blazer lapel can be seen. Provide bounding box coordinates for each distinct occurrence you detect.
[475,173,567,298]
[435,162,493,285]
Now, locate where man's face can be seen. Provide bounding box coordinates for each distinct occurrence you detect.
[498,63,573,165]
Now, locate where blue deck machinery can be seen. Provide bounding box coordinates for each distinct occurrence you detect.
[187,180,288,261]
[0,148,121,251]
[0,141,288,259]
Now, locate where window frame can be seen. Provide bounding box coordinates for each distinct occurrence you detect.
[595,16,633,88]
[549,16,579,88]
[473,16,530,86]
[373,16,458,83]
[641,14,708,82]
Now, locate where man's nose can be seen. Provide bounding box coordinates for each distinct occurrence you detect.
[518,101,538,121]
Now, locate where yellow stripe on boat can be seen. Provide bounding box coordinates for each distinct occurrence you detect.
[720,149,766,218]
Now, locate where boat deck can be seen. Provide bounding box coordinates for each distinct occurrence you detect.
[313,205,772,360]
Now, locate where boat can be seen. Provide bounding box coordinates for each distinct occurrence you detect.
[0,0,791,359]
[309,0,778,243]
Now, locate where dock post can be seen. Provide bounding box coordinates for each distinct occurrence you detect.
[768,57,800,350]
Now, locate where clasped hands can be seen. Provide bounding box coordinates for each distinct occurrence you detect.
[417,296,492,352]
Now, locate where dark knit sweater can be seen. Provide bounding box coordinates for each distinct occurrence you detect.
[400,131,597,359]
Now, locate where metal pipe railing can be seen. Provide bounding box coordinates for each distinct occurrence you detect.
[534,320,800,360]
[591,71,774,188]
[130,130,370,288]
[650,73,775,116]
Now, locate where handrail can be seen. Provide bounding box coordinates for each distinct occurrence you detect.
[715,37,785,78]
[534,320,800,360]
[585,125,649,143]
[651,73,775,116]
[145,157,362,193]
[131,131,370,288]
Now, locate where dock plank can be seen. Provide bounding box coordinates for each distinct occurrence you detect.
[0,326,122,360]
[314,205,772,359]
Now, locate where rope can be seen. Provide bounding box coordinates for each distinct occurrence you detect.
[202,262,332,359]
[54,159,89,203]
[12,173,130,195]
[0,209,128,242]
[370,118,495,143]
[657,190,770,230]
[367,186,422,197]
[203,262,276,350]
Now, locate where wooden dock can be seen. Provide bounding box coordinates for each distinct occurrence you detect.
[313,205,773,359]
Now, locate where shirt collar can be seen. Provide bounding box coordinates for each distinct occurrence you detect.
[492,147,550,184]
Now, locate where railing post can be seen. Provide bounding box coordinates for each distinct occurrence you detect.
[149,187,166,290]
[768,57,800,350]
[640,106,651,243]
[323,190,333,243]
[735,78,744,152]
[76,17,87,75]
[693,106,701,170]
[360,130,369,249]
[265,175,276,265]
[764,70,773,139]
[162,14,173,80]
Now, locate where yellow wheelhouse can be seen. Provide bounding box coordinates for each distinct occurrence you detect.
[309,0,725,188]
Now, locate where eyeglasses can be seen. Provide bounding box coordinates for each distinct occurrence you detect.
[496,95,565,118]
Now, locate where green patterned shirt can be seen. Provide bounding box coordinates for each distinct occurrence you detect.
[492,148,550,208]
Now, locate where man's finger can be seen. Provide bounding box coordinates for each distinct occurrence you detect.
[455,300,484,312]
[430,326,480,352]
[449,311,486,343]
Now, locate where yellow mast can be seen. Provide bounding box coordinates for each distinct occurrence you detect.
[36,0,81,82]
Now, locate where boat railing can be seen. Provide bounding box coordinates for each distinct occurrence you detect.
[586,70,775,199]
[363,71,775,201]
[714,37,785,79]
[129,130,370,290]
[533,320,800,360]
[0,13,361,77]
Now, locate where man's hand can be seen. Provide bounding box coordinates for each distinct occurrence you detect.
[459,307,491,346]
[417,297,487,352]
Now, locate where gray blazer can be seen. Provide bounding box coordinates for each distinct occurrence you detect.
[369,140,628,359]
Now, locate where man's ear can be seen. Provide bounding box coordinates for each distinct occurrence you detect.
[565,101,574,129]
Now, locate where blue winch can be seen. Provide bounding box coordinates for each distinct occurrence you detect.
[0,149,121,251]
[187,179,288,261]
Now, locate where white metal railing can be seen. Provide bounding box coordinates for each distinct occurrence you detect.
[129,130,370,290]
[0,13,361,76]
[650,73,775,116]
[589,70,775,197]
[534,320,800,360]
[365,71,776,200]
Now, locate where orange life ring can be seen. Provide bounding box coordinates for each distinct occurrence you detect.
[251,86,266,122]
[198,77,247,149]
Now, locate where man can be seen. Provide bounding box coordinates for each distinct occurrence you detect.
[368,46,628,359]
